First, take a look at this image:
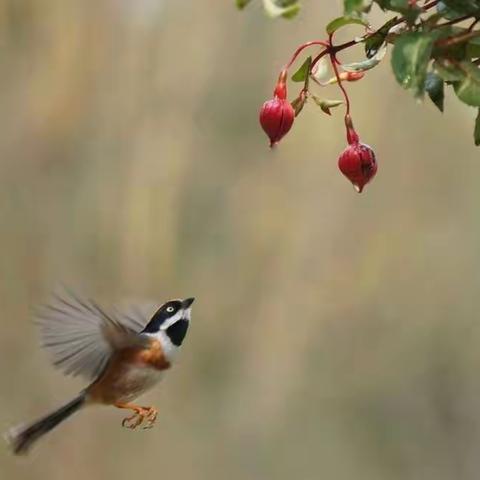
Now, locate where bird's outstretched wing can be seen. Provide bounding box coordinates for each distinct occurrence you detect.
[35,289,158,381]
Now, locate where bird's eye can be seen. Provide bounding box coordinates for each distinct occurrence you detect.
[166,306,175,313]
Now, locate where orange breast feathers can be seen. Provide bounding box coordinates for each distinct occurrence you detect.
[86,338,171,405]
[132,339,171,370]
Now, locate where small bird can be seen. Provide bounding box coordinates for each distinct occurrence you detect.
[5,290,195,455]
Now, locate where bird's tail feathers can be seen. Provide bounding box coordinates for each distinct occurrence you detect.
[4,392,86,455]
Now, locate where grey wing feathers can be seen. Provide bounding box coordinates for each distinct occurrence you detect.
[35,290,155,380]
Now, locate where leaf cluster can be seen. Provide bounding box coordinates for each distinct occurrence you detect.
[237,0,480,145]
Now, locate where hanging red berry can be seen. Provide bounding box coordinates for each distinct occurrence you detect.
[259,70,295,147]
[338,142,377,193]
[337,114,377,193]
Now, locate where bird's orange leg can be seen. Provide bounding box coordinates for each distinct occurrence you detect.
[115,402,145,429]
[114,402,158,430]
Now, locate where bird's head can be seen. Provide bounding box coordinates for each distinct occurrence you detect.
[142,297,194,346]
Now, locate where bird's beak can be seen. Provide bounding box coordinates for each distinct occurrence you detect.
[182,297,195,309]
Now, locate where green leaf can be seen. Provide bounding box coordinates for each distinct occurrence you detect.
[312,96,343,115]
[453,62,480,107]
[466,36,480,58]
[235,0,252,9]
[392,0,421,17]
[475,109,480,146]
[425,72,445,112]
[373,0,389,9]
[436,1,465,19]
[433,59,465,81]
[364,17,398,58]
[342,43,387,72]
[440,0,480,16]
[423,12,443,28]
[344,0,372,17]
[391,32,438,97]
[291,94,306,116]
[432,26,471,60]
[326,16,368,35]
[375,0,422,23]
[292,56,312,82]
[262,0,301,18]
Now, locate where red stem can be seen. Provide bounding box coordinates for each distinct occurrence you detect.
[328,37,350,116]
[327,33,359,144]
[285,40,329,69]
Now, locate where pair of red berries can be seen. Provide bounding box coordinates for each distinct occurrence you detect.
[259,71,377,193]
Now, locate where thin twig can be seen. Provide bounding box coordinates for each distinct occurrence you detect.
[436,30,480,48]
[434,15,472,28]
[469,18,480,32]
[328,34,351,116]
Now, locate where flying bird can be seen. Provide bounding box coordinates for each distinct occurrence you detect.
[5,291,195,455]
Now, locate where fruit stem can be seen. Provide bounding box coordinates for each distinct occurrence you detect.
[329,53,350,115]
[344,114,359,144]
[327,34,353,126]
[285,40,330,70]
[273,69,288,99]
[326,33,359,144]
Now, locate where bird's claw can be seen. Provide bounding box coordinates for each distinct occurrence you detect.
[121,407,158,430]
[121,412,143,429]
[142,408,158,430]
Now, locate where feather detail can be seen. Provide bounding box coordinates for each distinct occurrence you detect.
[34,289,159,380]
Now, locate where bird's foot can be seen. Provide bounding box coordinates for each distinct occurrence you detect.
[142,407,158,430]
[120,406,157,430]
[121,409,144,429]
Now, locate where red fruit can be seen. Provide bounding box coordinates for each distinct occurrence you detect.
[259,69,295,147]
[338,142,377,193]
[259,97,295,147]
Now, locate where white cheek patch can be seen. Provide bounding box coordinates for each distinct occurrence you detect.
[160,310,183,330]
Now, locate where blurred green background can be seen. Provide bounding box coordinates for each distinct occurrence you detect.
[1,1,480,479]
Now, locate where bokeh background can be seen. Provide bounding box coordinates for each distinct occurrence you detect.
[1,1,480,479]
